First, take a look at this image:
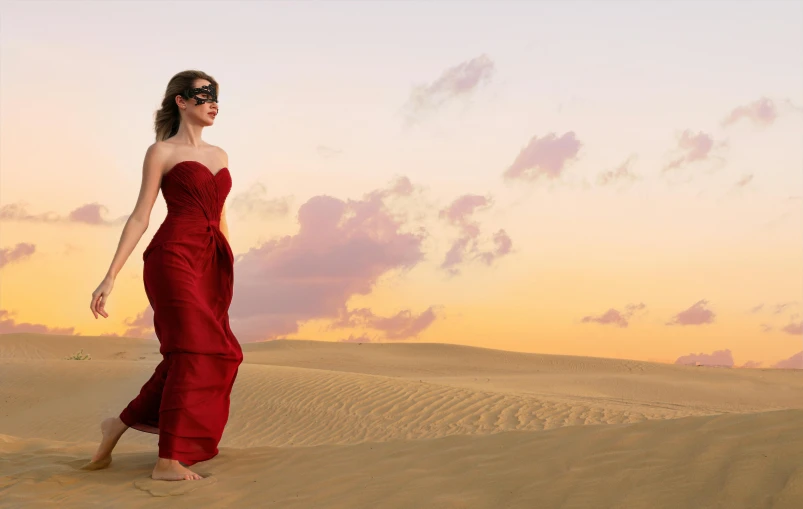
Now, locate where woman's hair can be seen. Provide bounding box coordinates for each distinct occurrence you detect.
[154,70,219,142]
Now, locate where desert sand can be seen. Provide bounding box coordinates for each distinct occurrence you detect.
[1,332,801,508]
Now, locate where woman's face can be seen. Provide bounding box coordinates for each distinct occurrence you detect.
[177,79,218,126]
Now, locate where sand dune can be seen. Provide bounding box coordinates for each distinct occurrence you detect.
[1,333,801,508]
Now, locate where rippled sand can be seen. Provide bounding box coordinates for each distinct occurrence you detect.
[1,334,801,508]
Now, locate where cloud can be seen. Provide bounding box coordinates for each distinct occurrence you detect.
[674,349,734,367]
[227,177,428,342]
[0,242,36,269]
[402,53,495,126]
[732,353,803,370]
[660,129,726,174]
[339,333,376,343]
[328,306,438,341]
[748,303,764,314]
[771,351,802,370]
[761,211,796,231]
[780,321,803,335]
[0,202,128,226]
[503,131,582,182]
[596,155,640,186]
[439,195,492,235]
[760,197,803,230]
[749,301,798,316]
[755,303,800,334]
[0,184,290,228]
[121,306,156,339]
[316,144,344,159]
[721,97,779,127]
[666,299,715,326]
[781,99,803,114]
[477,229,513,265]
[771,302,796,315]
[579,302,647,328]
[438,194,513,276]
[0,309,76,335]
[227,182,292,220]
[734,174,753,188]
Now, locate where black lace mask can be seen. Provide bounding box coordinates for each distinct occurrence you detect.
[183,84,218,105]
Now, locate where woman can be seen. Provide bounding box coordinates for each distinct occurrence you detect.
[84,70,243,482]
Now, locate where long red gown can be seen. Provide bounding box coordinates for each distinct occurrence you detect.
[119,160,243,466]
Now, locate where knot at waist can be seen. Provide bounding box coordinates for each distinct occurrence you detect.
[201,218,230,275]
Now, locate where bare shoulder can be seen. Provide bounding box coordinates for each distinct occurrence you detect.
[149,140,173,161]
[129,141,171,223]
[151,139,173,153]
[211,145,229,167]
[145,141,172,174]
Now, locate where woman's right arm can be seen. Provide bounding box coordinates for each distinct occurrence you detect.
[90,143,166,319]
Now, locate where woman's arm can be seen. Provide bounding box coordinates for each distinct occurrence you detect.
[104,143,166,281]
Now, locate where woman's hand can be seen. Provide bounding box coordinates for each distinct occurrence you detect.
[90,276,114,319]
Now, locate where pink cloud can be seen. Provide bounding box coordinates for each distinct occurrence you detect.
[329,306,438,341]
[721,97,778,127]
[771,302,796,315]
[441,236,471,275]
[439,195,492,236]
[403,54,495,125]
[69,204,124,225]
[339,333,376,343]
[477,229,513,265]
[739,360,764,369]
[748,302,798,315]
[0,309,76,335]
[734,174,753,188]
[752,302,801,334]
[596,155,639,186]
[674,349,734,367]
[666,299,715,326]
[503,131,582,182]
[228,177,428,342]
[580,302,646,328]
[748,303,764,314]
[0,242,35,268]
[121,306,156,339]
[661,130,725,173]
[438,194,513,276]
[781,321,803,335]
[772,351,802,369]
[0,202,128,226]
[751,302,802,335]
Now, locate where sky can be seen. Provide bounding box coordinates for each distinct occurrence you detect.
[1,0,801,368]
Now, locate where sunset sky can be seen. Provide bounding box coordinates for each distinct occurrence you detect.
[1,1,801,368]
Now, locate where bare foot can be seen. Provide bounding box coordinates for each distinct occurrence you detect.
[81,416,129,470]
[152,458,203,481]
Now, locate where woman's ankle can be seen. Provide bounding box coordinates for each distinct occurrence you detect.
[156,456,181,465]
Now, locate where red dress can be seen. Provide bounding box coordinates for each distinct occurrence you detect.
[119,160,243,466]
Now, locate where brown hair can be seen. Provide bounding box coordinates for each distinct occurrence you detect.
[154,70,219,142]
